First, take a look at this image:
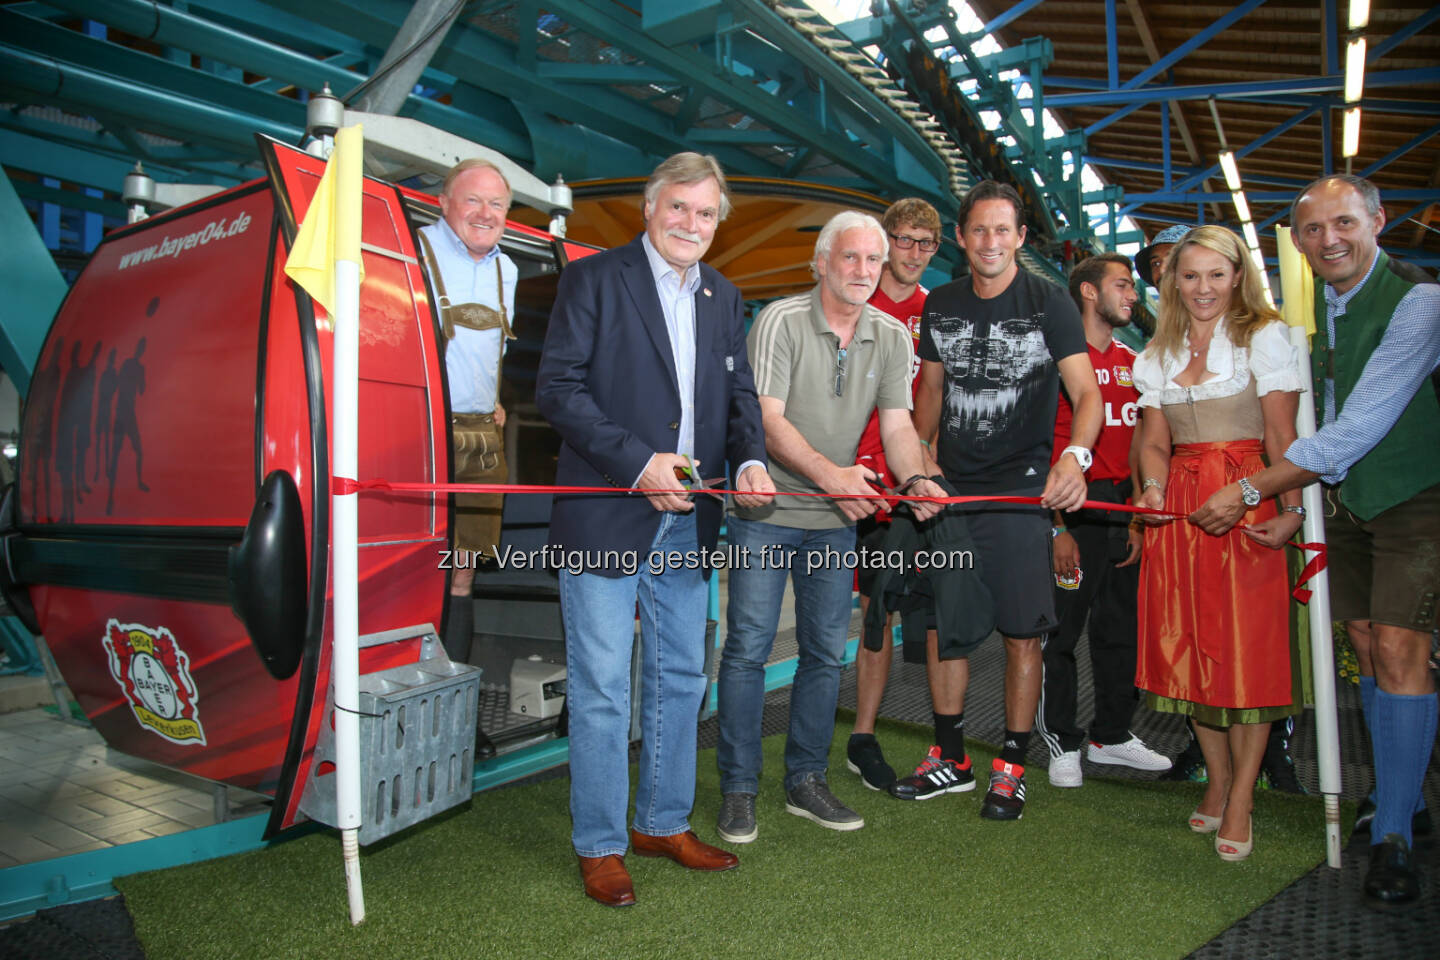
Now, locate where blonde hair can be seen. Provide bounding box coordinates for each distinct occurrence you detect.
[441,159,512,205]
[1146,225,1281,364]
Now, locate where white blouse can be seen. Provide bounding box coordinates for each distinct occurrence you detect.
[1133,319,1303,409]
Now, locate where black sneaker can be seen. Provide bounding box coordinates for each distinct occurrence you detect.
[889,745,975,800]
[979,759,1026,821]
[1259,727,1306,794]
[1159,740,1207,783]
[846,734,896,791]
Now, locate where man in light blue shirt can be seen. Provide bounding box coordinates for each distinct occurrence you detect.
[418,160,518,665]
[1193,174,1440,906]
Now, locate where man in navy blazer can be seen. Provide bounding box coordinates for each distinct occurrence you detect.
[536,152,773,907]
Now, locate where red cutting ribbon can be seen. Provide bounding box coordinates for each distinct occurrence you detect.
[329,476,1326,602]
[1289,541,1329,604]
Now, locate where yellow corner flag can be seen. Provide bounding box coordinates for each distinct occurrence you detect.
[1275,225,1315,337]
[284,125,365,317]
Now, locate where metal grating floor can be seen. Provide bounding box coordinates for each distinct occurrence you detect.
[826,630,1440,960]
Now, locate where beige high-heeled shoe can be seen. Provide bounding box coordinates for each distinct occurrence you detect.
[1216,816,1254,861]
[1189,807,1222,833]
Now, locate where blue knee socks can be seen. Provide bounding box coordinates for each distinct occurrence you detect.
[1361,675,1427,815]
[1370,688,1439,846]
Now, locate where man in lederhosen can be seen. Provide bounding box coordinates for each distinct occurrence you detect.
[419,159,517,665]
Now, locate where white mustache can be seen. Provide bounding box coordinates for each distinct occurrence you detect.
[667,228,702,243]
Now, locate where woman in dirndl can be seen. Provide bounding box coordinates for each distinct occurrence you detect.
[1133,225,1304,862]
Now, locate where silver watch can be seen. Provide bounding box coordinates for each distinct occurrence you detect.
[1283,504,1306,519]
[1238,476,1262,507]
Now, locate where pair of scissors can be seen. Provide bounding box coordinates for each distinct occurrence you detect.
[672,455,726,501]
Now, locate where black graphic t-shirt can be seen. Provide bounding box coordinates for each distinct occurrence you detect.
[919,269,1085,493]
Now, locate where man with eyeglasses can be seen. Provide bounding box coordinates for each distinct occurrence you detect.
[716,211,945,842]
[840,198,955,794]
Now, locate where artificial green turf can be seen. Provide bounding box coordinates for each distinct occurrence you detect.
[117,718,1329,960]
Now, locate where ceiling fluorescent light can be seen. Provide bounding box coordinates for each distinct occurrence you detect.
[1349,0,1370,31]
[1345,38,1367,103]
[1242,222,1261,252]
[1219,150,1242,192]
[1343,106,1362,158]
[1231,190,1251,224]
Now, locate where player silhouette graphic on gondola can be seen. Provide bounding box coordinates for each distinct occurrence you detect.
[26,337,63,521]
[94,347,117,485]
[55,340,101,523]
[106,336,149,516]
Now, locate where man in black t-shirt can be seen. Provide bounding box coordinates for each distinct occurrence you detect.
[912,180,1101,821]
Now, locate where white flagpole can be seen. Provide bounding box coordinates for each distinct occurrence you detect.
[330,126,366,923]
[1277,224,1342,868]
[1290,326,1344,868]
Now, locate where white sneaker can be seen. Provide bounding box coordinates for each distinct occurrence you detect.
[1048,749,1083,788]
[1087,735,1173,772]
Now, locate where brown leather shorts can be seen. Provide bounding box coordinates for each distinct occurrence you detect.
[452,413,506,557]
[1324,482,1440,631]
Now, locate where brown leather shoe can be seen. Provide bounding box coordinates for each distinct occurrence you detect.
[578,854,636,907]
[630,829,739,871]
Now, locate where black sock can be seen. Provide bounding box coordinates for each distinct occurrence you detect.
[443,594,473,664]
[1000,729,1031,766]
[935,712,966,762]
[849,732,877,746]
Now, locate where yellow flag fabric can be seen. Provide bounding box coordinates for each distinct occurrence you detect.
[284,125,365,317]
[1275,225,1315,337]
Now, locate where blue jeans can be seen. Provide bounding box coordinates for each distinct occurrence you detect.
[559,511,708,858]
[717,518,856,793]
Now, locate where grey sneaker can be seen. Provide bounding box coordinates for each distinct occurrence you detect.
[717,792,757,844]
[784,772,864,831]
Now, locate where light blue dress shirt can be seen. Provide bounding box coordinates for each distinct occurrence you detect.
[1285,252,1440,484]
[641,232,698,462]
[632,234,763,490]
[419,218,517,415]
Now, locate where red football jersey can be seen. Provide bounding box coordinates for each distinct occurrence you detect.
[855,284,926,493]
[1050,338,1140,483]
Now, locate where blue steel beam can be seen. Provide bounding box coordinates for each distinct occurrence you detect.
[1360,122,1440,180]
[1083,154,1307,189]
[534,63,673,84]
[1105,0,1117,89]
[1124,0,1270,90]
[836,5,952,48]
[1382,200,1439,237]
[1025,69,1439,108]
[0,44,306,155]
[533,0,946,192]
[1368,7,1440,63]
[0,119,246,189]
[1085,101,1144,136]
[1116,189,1440,205]
[0,169,68,394]
[1162,105,1320,196]
[1227,95,1440,118]
[41,0,533,159]
[981,0,1048,36]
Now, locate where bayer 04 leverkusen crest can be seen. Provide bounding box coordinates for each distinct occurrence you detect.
[102,619,207,745]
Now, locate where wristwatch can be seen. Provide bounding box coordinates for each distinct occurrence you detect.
[1238,476,1262,507]
[1283,504,1307,519]
[1061,445,1093,472]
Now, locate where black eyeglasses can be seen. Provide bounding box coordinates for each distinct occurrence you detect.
[889,233,939,253]
[834,346,848,397]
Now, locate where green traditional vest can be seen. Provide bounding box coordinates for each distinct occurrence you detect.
[1311,251,1440,521]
